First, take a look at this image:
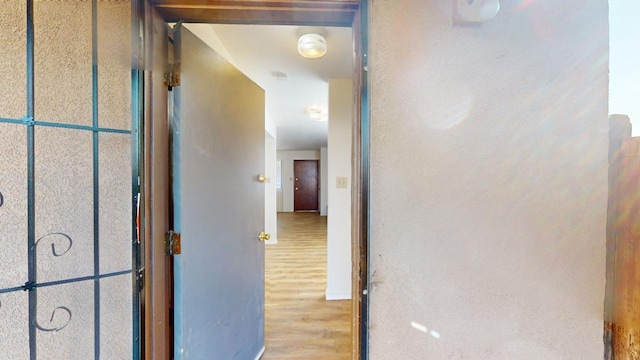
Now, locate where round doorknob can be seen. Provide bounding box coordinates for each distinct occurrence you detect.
[258,231,270,242]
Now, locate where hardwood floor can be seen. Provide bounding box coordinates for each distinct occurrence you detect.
[262,212,352,360]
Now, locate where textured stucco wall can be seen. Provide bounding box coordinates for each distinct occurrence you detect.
[0,1,132,359]
[369,1,609,358]
[0,1,26,119]
[0,4,29,358]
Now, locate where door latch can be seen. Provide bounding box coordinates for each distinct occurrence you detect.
[165,230,181,255]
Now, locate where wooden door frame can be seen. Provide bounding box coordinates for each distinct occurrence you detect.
[140,1,370,359]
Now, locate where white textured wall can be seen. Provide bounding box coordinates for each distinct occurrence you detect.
[326,79,353,300]
[276,150,320,212]
[320,147,328,216]
[184,23,237,67]
[369,0,609,358]
[277,182,283,212]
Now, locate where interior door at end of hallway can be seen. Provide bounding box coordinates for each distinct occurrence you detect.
[294,160,319,211]
[172,25,266,360]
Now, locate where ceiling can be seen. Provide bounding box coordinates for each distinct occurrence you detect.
[189,24,353,150]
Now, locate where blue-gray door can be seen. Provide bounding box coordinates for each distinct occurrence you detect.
[172,25,266,359]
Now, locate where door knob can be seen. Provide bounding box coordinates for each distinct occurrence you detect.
[258,174,266,183]
[258,231,270,242]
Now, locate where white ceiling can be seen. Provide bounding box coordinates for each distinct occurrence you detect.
[205,24,353,150]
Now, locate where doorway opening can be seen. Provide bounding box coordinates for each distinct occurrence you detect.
[141,2,369,360]
[179,21,354,359]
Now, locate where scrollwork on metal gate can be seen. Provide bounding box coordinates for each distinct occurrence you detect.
[33,232,75,333]
[35,306,72,332]
[35,232,73,257]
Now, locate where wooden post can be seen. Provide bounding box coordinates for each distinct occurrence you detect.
[604,115,640,360]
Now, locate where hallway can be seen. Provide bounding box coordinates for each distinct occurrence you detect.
[263,212,352,359]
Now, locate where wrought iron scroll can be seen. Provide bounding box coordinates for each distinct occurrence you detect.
[34,306,72,332]
[32,232,75,334]
[35,232,73,258]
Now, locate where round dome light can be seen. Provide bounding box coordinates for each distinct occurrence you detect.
[297,33,327,59]
[455,0,500,23]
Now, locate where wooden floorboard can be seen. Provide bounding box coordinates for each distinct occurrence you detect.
[263,212,352,360]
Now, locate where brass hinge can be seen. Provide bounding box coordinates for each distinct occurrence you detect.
[165,230,182,255]
[164,63,181,90]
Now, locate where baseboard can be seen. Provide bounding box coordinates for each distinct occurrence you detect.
[325,289,352,300]
[253,346,265,360]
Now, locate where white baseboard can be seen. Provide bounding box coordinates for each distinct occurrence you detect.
[253,346,265,360]
[325,289,352,300]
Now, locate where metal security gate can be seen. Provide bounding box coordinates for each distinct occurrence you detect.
[0,1,141,359]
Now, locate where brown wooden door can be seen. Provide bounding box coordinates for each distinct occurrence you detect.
[294,160,319,211]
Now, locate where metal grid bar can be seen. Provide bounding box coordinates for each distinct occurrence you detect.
[91,1,101,357]
[25,1,37,358]
[0,117,132,134]
[0,270,133,294]
[0,117,26,124]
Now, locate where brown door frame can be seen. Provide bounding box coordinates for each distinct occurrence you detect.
[140,3,172,360]
[140,1,369,359]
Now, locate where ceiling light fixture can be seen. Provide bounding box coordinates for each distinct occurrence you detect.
[297,33,327,59]
[453,0,501,25]
[307,107,326,121]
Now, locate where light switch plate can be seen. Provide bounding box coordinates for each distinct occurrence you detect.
[336,177,348,189]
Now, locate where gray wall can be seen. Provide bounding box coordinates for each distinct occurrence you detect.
[369,0,609,358]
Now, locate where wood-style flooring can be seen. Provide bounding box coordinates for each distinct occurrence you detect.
[262,212,352,360]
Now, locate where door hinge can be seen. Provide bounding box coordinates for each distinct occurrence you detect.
[164,63,181,90]
[137,267,145,292]
[165,230,182,255]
